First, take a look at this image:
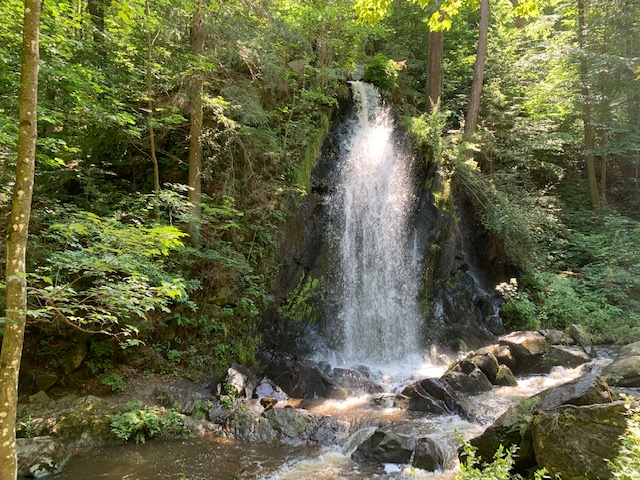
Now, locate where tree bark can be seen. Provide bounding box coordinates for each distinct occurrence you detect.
[577,0,599,210]
[188,0,206,240]
[597,3,609,204]
[87,0,109,58]
[464,0,490,155]
[145,0,160,215]
[0,0,40,478]
[426,20,443,113]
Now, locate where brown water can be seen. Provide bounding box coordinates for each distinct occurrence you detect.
[54,437,322,480]
[53,434,461,480]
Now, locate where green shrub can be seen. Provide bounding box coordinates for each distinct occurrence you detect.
[457,441,550,480]
[500,298,539,331]
[457,443,517,480]
[16,413,36,438]
[609,405,640,479]
[110,402,184,444]
[363,53,403,90]
[101,373,126,392]
[496,279,540,331]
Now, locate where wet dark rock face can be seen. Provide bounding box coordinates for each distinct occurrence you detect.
[260,352,384,400]
[352,430,417,464]
[393,378,467,416]
[264,91,504,356]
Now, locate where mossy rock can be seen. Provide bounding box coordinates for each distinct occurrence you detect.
[532,402,627,479]
[19,395,123,448]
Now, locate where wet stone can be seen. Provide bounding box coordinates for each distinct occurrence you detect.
[352,430,416,464]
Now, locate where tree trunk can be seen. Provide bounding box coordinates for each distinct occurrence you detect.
[0,0,40,478]
[145,0,160,216]
[188,0,205,240]
[426,20,443,113]
[577,0,599,210]
[87,0,109,58]
[464,0,490,156]
[597,3,609,204]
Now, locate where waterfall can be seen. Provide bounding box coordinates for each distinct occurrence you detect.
[326,81,423,364]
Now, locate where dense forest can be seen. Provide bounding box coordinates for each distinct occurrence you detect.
[1,0,639,478]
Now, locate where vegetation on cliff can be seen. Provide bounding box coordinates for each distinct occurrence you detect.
[0,0,639,475]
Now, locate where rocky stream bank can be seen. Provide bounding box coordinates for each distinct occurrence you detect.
[16,326,640,479]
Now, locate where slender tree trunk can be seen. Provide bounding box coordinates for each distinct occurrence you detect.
[464,0,490,156]
[87,0,109,58]
[597,4,609,204]
[577,0,599,210]
[188,0,205,240]
[0,0,40,478]
[426,18,443,113]
[145,0,160,216]
[625,0,640,190]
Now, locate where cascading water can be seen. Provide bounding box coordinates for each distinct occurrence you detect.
[326,81,423,364]
[52,82,608,480]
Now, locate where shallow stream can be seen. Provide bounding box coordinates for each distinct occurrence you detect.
[56,357,600,480]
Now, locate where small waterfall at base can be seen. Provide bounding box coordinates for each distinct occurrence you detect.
[326,81,423,364]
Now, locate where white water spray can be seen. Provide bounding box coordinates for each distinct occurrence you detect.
[327,82,423,364]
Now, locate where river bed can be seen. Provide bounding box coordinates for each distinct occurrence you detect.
[54,357,599,480]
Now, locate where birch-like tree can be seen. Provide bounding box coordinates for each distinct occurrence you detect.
[0,0,41,477]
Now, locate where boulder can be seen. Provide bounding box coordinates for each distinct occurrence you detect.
[34,373,59,393]
[324,385,349,400]
[618,341,640,357]
[208,402,234,424]
[263,408,320,446]
[60,342,89,375]
[262,354,336,399]
[289,363,331,398]
[223,406,349,447]
[352,430,416,464]
[18,395,121,448]
[226,363,256,398]
[539,329,575,345]
[532,402,627,479]
[602,343,640,387]
[495,364,518,387]
[330,367,384,394]
[543,345,591,369]
[467,410,537,472]
[477,344,516,371]
[29,391,52,406]
[17,436,69,478]
[394,378,466,416]
[224,409,277,443]
[566,323,596,358]
[467,373,612,471]
[442,368,493,395]
[255,378,288,403]
[603,355,640,387]
[155,379,216,416]
[468,352,500,384]
[535,373,612,410]
[499,331,547,374]
[412,436,453,471]
[500,331,547,357]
